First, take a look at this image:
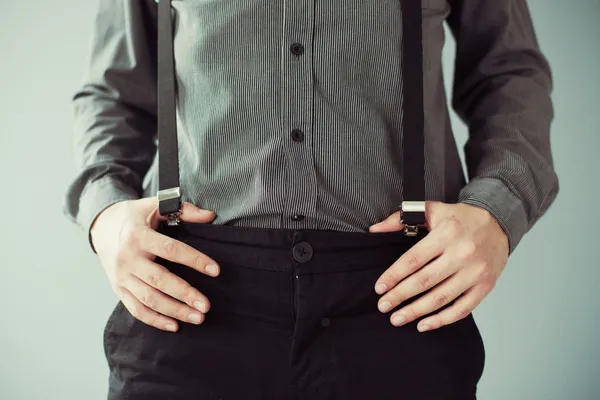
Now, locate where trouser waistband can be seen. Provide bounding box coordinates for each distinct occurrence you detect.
[157,222,427,273]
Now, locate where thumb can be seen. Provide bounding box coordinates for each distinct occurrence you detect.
[147,200,217,229]
[368,211,404,233]
[178,201,217,223]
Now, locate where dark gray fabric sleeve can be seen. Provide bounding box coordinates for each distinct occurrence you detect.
[447,0,560,255]
[62,0,159,253]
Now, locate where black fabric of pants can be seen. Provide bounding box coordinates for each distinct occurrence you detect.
[103,222,485,399]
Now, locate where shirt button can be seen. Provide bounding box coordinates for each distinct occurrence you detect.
[321,317,330,328]
[292,241,313,263]
[291,214,304,221]
[290,42,304,56]
[291,129,304,142]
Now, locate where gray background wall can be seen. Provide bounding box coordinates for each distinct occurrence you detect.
[0,0,598,399]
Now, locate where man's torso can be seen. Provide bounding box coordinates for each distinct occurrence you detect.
[143,0,465,232]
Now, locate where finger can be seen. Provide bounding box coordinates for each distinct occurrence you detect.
[415,283,488,332]
[388,268,473,326]
[374,226,448,296]
[124,274,205,325]
[369,200,439,232]
[136,227,221,277]
[131,257,211,314]
[118,286,180,332]
[148,200,217,229]
[377,252,459,313]
[369,211,404,233]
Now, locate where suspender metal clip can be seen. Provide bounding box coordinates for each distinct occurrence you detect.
[399,201,426,236]
[157,187,182,226]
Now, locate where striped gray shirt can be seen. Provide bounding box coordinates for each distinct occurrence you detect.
[63,0,559,255]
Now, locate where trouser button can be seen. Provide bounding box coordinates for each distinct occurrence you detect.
[292,241,313,263]
[321,317,331,327]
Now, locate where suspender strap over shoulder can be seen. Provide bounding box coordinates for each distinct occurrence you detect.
[157,0,182,225]
[156,0,427,233]
[399,0,427,235]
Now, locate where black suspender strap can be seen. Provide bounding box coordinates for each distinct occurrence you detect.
[156,0,426,233]
[399,0,427,235]
[157,0,182,224]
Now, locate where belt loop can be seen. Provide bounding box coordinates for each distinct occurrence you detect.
[292,231,304,245]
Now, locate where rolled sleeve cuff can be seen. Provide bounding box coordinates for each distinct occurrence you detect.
[457,177,529,256]
[78,177,141,254]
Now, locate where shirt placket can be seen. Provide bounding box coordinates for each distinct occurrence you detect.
[281,0,318,228]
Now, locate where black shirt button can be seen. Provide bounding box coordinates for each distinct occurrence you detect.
[321,317,330,327]
[290,42,304,56]
[291,129,304,142]
[291,214,304,221]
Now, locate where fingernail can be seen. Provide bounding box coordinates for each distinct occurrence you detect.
[392,314,406,326]
[165,323,177,332]
[194,300,207,313]
[206,264,219,276]
[375,283,387,294]
[379,301,392,313]
[188,313,203,323]
[418,324,431,332]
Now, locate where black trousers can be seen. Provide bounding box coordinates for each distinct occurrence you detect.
[103,222,485,399]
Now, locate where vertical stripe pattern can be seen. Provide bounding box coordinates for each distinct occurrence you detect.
[64,0,559,255]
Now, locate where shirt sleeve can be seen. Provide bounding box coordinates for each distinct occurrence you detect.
[446,0,560,255]
[62,0,159,253]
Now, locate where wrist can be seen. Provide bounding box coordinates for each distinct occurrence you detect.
[457,177,528,256]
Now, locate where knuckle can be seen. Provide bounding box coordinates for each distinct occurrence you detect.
[161,238,178,258]
[140,292,157,310]
[147,272,163,290]
[174,303,190,320]
[444,218,462,239]
[475,262,492,280]
[417,273,431,290]
[428,319,442,329]
[181,285,198,305]
[193,254,207,270]
[381,272,395,284]
[484,280,496,291]
[113,248,130,267]
[403,307,418,321]
[405,252,420,271]
[113,272,129,287]
[379,273,394,288]
[479,276,496,292]
[122,227,141,247]
[459,240,478,260]
[146,313,162,328]
[433,292,449,308]
[455,307,471,321]
[147,271,166,292]
[388,290,405,307]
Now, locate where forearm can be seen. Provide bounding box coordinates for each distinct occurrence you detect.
[448,0,560,254]
[62,0,159,252]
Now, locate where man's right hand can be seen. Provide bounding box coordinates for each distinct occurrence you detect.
[90,197,220,333]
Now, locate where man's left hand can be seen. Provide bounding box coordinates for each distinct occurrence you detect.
[369,201,509,332]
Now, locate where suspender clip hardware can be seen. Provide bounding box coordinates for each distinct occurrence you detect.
[399,201,426,237]
[164,212,182,226]
[403,225,420,237]
[157,187,181,201]
[157,187,182,226]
